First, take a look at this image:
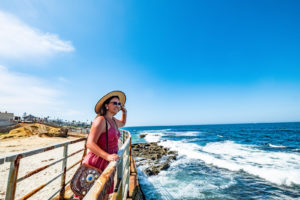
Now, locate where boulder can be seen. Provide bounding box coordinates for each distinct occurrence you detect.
[139,134,147,138]
[160,162,170,170]
[132,142,178,176]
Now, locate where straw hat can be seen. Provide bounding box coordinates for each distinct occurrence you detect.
[94,90,126,114]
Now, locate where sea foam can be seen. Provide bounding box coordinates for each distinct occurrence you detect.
[268,143,286,148]
[172,131,200,136]
[159,140,300,186]
[144,132,165,142]
[143,130,200,143]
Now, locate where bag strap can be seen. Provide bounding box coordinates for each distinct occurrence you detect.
[112,118,118,129]
[81,117,108,165]
[105,117,108,152]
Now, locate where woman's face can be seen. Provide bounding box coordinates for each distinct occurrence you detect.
[107,97,121,115]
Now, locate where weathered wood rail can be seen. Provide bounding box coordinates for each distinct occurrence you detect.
[0,129,142,200]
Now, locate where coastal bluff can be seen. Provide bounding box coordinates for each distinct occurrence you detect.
[131,142,178,176]
[0,123,68,140]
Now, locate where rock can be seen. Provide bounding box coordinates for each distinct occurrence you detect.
[145,165,160,176]
[168,151,178,155]
[160,162,170,170]
[151,154,157,160]
[139,134,147,138]
[168,155,177,161]
[132,142,178,176]
[145,168,154,176]
[45,127,68,137]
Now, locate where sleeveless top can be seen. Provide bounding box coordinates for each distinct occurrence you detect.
[83,117,120,170]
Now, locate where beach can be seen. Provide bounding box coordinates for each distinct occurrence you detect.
[0,134,86,200]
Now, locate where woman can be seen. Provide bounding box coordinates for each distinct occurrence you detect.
[75,91,127,199]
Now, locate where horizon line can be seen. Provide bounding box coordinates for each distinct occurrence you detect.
[125,121,300,128]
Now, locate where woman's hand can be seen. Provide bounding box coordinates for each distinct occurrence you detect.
[106,154,120,162]
[113,106,126,128]
[121,106,127,113]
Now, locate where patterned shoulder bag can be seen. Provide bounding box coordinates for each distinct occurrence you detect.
[70,118,109,198]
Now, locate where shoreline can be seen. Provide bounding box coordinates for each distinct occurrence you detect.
[0,133,84,157]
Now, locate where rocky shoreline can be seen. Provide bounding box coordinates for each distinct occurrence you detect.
[131,142,178,176]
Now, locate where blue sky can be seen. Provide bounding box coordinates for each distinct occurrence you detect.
[0,0,299,126]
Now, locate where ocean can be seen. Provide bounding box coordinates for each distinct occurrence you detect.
[123,122,300,200]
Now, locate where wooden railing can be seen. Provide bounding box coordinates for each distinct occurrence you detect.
[0,129,131,200]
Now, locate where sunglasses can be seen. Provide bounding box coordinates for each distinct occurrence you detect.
[110,101,122,106]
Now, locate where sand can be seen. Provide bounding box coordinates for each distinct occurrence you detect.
[0,134,87,200]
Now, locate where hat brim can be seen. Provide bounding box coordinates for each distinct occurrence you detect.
[94,91,126,114]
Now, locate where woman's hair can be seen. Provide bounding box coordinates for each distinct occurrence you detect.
[98,96,120,116]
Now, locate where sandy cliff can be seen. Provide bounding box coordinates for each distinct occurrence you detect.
[0,123,68,140]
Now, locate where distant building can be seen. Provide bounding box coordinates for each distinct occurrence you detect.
[0,111,15,126]
[0,111,14,121]
[14,116,21,121]
[23,114,38,122]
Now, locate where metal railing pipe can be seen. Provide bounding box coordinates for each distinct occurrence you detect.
[5,155,22,200]
[2,137,87,200]
[19,171,64,200]
[4,138,86,162]
[59,144,68,199]
[17,148,84,183]
[2,130,131,200]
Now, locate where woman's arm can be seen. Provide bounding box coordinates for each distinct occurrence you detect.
[86,116,119,161]
[86,116,110,160]
[114,106,127,128]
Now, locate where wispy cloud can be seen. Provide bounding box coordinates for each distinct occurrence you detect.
[0,11,74,59]
[0,65,62,116]
[58,76,69,83]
